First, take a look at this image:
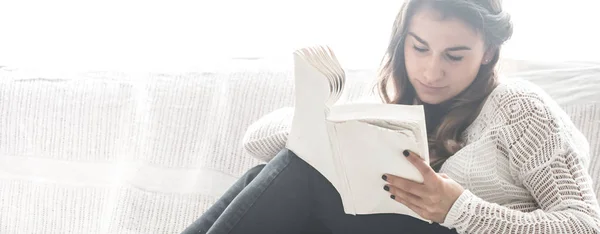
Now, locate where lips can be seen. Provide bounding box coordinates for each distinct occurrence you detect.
[417,80,446,90]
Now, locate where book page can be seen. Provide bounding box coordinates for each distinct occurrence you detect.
[286,50,344,192]
[327,103,429,163]
[331,120,430,222]
[293,45,345,107]
[326,103,430,222]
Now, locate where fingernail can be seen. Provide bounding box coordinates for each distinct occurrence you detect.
[390,195,396,199]
[403,150,410,157]
[383,185,389,191]
[382,175,387,181]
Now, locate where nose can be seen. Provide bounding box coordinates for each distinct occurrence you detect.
[422,56,444,85]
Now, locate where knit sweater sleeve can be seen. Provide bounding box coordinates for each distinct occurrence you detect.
[440,84,600,233]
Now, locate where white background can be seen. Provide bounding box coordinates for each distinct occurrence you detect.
[0,0,598,72]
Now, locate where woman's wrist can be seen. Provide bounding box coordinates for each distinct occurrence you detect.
[440,189,472,228]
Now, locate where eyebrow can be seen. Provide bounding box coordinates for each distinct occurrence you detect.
[408,32,472,51]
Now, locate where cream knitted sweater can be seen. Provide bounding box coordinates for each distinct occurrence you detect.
[438,79,600,233]
[243,79,600,233]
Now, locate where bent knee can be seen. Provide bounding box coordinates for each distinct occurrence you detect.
[247,164,266,177]
[241,164,266,185]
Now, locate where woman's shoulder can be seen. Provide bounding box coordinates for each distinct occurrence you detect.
[477,77,592,171]
[487,78,555,106]
[471,77,584,142]
[481,77,564,119]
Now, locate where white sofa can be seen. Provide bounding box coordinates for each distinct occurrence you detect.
[0,58,598,233]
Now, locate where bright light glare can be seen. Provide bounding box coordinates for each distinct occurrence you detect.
[0,0,597,72]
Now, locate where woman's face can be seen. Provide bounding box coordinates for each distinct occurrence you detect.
[404,7,492,105]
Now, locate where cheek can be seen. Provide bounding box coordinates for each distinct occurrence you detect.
[403,48,422,77]
[447,62,481,87]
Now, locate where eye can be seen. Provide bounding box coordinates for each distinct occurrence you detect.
[413,45,428,53]
[447,54,463,61]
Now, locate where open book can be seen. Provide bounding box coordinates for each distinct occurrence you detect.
[285,45,431,223]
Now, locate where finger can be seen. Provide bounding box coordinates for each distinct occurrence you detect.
[439,173,449,179]
[390,193,428,219]
[403,150,436,180]
[383,174,428,197]
[386,184,423,205]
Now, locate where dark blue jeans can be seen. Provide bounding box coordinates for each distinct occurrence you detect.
[181,149,457,234]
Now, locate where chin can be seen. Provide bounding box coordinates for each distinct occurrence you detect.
[416,93,449,105]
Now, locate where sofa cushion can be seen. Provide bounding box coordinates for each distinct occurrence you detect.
[242,107,294,162]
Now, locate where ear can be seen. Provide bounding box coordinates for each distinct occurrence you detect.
[481,47,496,65]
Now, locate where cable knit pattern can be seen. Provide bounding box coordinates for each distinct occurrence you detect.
[439,79,600,233]
[0,67,293,233]
[0,66,376,233]
[242,107,294,162]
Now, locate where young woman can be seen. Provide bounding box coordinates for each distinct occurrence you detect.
[182,0,600,233]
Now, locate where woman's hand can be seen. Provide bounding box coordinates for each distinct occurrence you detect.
[382,150,464,223]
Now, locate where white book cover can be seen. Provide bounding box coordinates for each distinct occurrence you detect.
[286,45,431,223]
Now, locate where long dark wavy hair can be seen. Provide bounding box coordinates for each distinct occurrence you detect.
[377,0,513,167]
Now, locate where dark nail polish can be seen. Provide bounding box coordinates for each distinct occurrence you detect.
[403,150,410,157]
[390,195,396,199]
[384,185,389,191]
[382,175,387,181]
